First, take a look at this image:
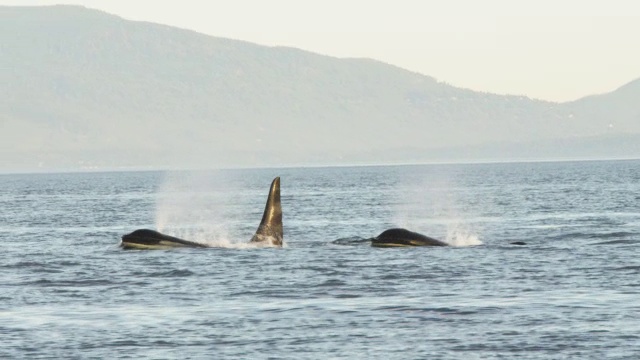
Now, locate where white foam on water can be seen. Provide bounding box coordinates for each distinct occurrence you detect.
[445,225,483,247]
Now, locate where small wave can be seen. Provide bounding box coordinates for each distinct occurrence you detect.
[591,231,636,239]
[107,340,140,347]
[317,279,347,287]
[613,265,640,271]
[2,261,47,269]
[331,237,371,246]
[151,340,178,347]
[27,279,114,287]
[229,289,295,298]
[334,293,361,299]
[590,239,639,246]
[549,231,636,241]
[147,269,195,278]
[374,305,479,316]
[55,261,81,266]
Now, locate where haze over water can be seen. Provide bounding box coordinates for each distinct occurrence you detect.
[1,160,639,358]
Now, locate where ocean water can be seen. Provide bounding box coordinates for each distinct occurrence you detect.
[1,160,639,359]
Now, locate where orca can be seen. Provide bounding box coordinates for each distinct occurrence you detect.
[120,229,209,249]
[249,175,283,246]
[370,228,448,247]
[120,177,283,249]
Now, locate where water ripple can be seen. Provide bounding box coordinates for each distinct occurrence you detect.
[2,161,640,359]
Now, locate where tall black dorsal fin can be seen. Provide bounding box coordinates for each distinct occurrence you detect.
[250,177,283,246]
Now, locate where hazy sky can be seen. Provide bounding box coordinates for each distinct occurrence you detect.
[4,0,639,101]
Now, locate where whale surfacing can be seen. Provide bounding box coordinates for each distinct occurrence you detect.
[371,228,448,247]
[120,177,283,249]
[120,229,208,249]
[250,176,283,246]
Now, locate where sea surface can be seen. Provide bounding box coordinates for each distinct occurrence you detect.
[1,160,639,359]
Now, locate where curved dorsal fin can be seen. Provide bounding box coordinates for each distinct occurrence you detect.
[250,177,283,246]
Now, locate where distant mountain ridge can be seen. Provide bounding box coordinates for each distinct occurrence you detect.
[1,5,639,171]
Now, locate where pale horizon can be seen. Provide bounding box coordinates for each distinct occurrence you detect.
[2,0,639,101]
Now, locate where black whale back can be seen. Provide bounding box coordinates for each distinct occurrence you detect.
[371,228,448,247]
